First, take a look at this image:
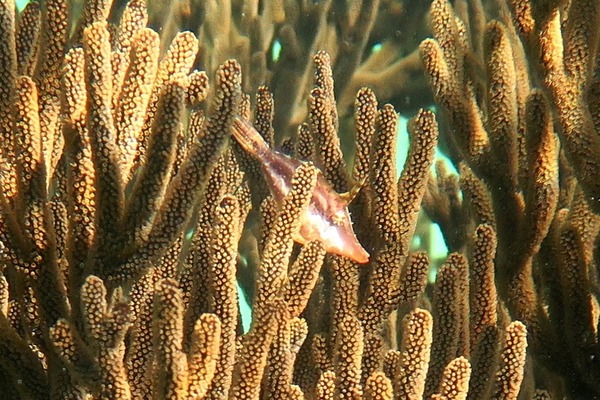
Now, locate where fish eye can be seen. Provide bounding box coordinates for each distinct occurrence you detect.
[332,210,345,225]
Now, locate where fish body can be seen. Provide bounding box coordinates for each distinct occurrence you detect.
[230,116,369,264]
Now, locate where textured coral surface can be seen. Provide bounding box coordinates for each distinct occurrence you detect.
[0,0,599,399]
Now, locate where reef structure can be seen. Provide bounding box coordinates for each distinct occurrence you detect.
[0,0,597,399]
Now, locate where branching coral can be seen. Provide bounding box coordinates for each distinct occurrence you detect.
[419,0,600,396]
[154,0,434,139]
[0,0,598,399]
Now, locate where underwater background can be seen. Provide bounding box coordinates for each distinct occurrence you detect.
[1,0,598,398]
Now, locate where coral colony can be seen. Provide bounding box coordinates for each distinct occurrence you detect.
[0,0,599,398]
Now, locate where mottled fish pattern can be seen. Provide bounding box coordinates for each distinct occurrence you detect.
[230,116,369,263]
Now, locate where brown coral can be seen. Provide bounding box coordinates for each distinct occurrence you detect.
[0,0,598,399]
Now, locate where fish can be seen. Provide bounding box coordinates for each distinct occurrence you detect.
[230,116,369,264]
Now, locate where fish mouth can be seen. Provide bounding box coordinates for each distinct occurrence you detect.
[345,246,370,264]
[327,241,370,264]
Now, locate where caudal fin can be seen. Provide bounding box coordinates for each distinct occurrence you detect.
[229,116,270,158]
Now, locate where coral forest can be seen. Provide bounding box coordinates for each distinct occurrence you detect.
[0,0,599,398]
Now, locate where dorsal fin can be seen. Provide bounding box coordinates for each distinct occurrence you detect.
[338,175,367,205]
